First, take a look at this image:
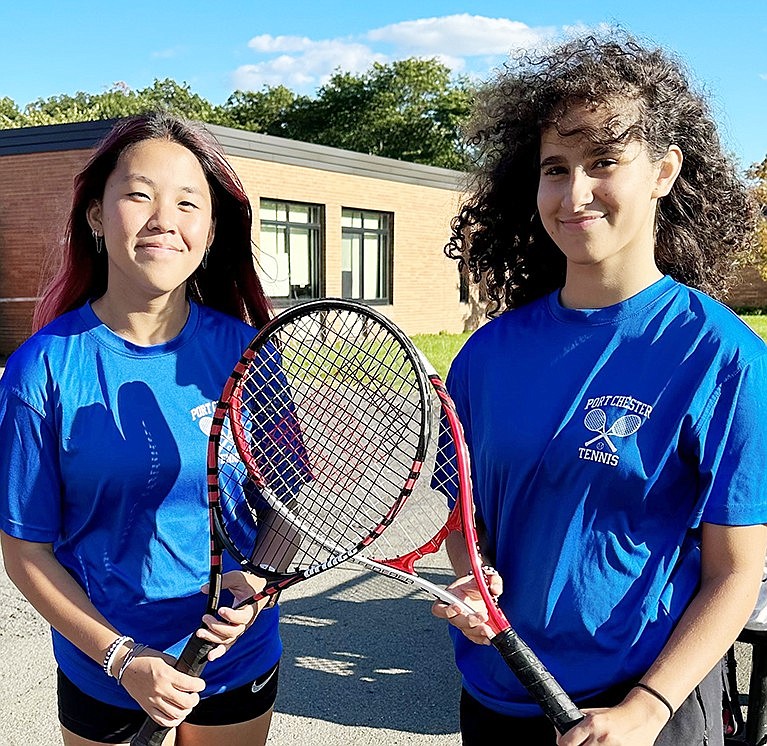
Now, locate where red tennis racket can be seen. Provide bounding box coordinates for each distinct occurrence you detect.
[132,299,431,745]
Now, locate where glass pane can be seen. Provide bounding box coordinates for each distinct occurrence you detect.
[289,204,310,224]
[289,229,310,288]
[363,234,380,299]
[341,235,353,272]
[258,225,290,298]
[363,212,382,230]
[341,233,361,298]
[259,200,277,221]
[343,210,363,229]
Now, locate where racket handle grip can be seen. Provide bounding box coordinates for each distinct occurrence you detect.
[492,627,584,734]
[129,635,216,746]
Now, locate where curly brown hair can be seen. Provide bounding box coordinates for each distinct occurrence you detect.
[446,31,759,315]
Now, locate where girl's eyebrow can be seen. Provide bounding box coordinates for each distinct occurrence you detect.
[540,154,565,167]
[587,143,622,157]
[540,143,624,167]
[122,174,205,195]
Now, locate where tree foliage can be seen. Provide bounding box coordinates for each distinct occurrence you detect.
[0,96,23,128]
[1,59,474,169]
[747,157,767,281]
[275,59,474,169]
[17,79,218,127]
[221,85,305,136]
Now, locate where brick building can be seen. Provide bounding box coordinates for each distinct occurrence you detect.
[0,119,471,357]
[2,119,765,358]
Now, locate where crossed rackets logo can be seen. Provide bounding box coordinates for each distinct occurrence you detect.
[583,408,643,452]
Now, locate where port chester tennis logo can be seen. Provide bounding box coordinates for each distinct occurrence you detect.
[579,395,652,467]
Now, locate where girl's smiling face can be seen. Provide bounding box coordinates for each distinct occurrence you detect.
[88,138,215,302]
[536,105,681,278]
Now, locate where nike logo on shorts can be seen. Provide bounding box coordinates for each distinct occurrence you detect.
[251,666,277,694]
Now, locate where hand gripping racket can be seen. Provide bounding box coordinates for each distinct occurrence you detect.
[132,299,431,746]
[345,335,585,734]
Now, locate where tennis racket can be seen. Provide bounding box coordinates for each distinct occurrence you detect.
[345,338,585,735]
[131,299,432,746]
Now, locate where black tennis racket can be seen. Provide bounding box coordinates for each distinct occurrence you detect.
[342,338,585,734]
[131,299,431,746]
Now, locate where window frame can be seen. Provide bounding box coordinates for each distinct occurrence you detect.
[258,198,324,306]
[340,207,393,305]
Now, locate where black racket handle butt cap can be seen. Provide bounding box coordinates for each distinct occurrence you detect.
[130,636,216,746]
[492,628,584,734]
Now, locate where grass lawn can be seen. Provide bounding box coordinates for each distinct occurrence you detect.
[410,331,472,379]
[742,315,767,341]
[413,315,767,379]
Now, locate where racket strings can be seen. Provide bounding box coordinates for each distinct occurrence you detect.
[273,319,422,538]
[217,306,428,575]
[364,387,460,564]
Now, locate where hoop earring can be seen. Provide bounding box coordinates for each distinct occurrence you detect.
[92,230,103,254]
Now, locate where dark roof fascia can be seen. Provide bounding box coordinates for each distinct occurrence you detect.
[0,119,118,155]
[0,119,467,192]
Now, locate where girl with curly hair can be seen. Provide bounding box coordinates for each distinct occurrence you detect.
[433,31,767,745]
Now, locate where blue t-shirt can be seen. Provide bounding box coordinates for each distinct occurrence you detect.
[446,276,767,716]
[0,301,282,708]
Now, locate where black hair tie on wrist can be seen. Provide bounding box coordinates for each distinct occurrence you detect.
[633,682,675,721]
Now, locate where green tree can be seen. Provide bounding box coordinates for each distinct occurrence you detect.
[0,97,23,127]
[1,60,474,169]
[278,58,473,169]
[221,85,305,135]
[13,79,217,128]
[136,79,218,122]
[747,157,767,282]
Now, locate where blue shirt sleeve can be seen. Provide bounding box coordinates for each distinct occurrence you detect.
[696,352,767,525]
[0,384,63,542]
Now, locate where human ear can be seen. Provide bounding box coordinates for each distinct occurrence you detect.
[653,145,683,199]
[86,200,103,234]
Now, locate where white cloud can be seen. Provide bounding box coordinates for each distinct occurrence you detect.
[233,15,559,93]
[248,35,315,54]
[366,14,554,56]
[233,38,385,90]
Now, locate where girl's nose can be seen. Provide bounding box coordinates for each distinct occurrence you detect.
[147,203,176,233]
[562,169,594,211]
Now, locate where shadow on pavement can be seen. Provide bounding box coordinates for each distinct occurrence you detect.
[274,565,462,735]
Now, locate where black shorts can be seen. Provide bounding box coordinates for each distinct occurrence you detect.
[459,659,726,746]
[57,662,279,744]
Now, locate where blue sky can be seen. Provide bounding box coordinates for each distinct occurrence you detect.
[2,1,765,169]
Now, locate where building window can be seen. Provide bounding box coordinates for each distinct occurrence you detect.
[259,200,323,301]
[341,209,392,303]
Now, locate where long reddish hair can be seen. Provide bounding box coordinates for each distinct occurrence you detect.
[34,111,272,330]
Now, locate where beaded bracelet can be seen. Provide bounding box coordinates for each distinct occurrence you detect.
[102,635,133,678]
[633,682,675,721]
[116,643,148,686]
